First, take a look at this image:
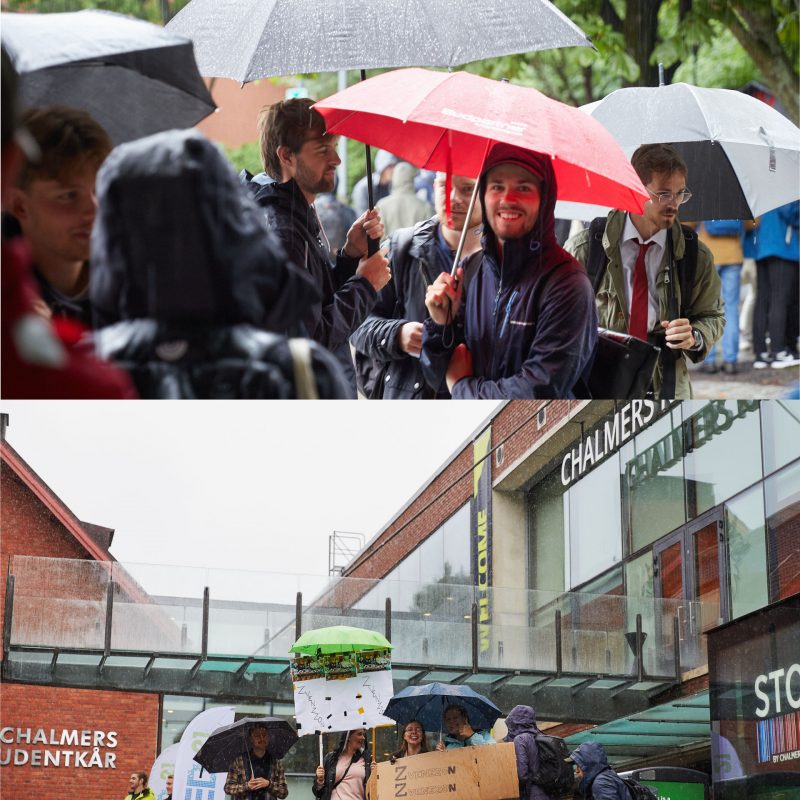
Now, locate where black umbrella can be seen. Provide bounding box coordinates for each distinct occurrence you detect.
[1,10,216,146]
[193,717,298,774]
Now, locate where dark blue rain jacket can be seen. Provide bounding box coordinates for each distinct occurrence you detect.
[570,742,631,800]
[421,146,597,399]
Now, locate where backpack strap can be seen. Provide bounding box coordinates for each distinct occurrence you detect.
[677,223,698,319]
[585,217,609,292]
[660,224,699,400]
[288,338,319,400]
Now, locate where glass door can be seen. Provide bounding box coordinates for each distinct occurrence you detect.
[653,508,727,671]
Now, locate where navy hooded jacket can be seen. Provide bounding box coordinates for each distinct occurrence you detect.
[421,143,597,399]
[569,742,631,800]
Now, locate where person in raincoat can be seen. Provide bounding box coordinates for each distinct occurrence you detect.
[89,128,350,399]
[376,162,433,236]
[421,143,597,399]
[567,742,631,800]
[313,729,373,800]
[503,704,558,800]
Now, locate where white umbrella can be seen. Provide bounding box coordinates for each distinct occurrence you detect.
[555,82,800,222]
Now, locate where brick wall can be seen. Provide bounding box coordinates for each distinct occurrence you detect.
[1,462,93,626]
[0,683,159,800]
[1,456,162,800]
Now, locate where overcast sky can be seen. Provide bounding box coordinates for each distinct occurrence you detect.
[2,401,499,590]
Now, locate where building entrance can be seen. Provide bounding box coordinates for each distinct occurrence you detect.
[654,508,728,667]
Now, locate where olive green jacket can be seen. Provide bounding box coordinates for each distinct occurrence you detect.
[565,211,724,399]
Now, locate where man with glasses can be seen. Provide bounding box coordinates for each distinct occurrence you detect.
[566,143,723,399]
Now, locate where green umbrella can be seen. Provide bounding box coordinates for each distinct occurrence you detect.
[289,625,392,656]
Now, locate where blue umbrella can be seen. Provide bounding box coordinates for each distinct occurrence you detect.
[383,682,501,733]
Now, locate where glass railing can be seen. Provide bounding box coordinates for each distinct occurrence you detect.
[6,555,706,678]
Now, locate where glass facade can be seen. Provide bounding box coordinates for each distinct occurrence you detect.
[726,486,769,620]
[526,400,800,640]
[764,460,800,601]
[353,503,471,614]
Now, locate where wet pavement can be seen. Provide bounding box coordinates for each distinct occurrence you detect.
[688,352,799,399]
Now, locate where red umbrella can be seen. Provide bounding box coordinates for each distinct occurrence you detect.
[315,68,648,215]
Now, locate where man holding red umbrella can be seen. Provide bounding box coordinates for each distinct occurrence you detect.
[421,143,597,399]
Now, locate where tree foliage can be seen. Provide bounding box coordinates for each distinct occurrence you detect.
[465,0,797,121]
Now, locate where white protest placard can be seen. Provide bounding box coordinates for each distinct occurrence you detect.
[292,650,394,735]
[172,705,234,800]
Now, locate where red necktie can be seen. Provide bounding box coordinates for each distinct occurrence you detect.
[629,241,654,340]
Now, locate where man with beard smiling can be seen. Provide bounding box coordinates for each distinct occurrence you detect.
[566,144,723,399]
[421,143,597,398]
[248,98,390,395]
[8,106,111,326]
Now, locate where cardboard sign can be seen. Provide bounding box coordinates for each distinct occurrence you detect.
[368,743,518,800]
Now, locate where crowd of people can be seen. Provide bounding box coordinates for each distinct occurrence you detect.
[2,45,797,400]
[206,707,641,800]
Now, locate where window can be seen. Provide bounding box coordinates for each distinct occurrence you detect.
[528,470,567,593]
[725,486,768,619]
[569,454,622,587]
[760,400,800,475]
[622,409,686,553]
[764,459,800,600]
[682,401,762,519]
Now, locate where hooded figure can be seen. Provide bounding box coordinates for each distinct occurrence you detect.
[568,742,631,800]
[421,143,597,398]
[503,705,556,800]
[376,162,433,236]
[90,129,349,399]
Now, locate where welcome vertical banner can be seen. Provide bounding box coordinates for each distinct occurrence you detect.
[172,705,234,800]
[471,428,492,654]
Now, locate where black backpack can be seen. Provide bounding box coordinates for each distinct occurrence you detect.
[530,733,575,797]
[620,776,659,800]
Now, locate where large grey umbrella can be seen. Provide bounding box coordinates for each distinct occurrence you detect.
[166,0,593,83]
[1,10,216,145]
[555,82,800,222]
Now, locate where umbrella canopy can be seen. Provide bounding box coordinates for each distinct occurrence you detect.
[559,83,800,221]
[384,682,501,733]
[1,10,216,146]
[193,717,298,773]
[166,0,592,83]
[315,68,648,214]
[290,625,392,655]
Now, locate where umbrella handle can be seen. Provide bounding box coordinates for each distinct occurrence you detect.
[451,178,481,275]
[360,69,379,258]
[450,139,491,275]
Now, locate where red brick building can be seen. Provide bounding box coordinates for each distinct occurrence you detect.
[1,433,160,800]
